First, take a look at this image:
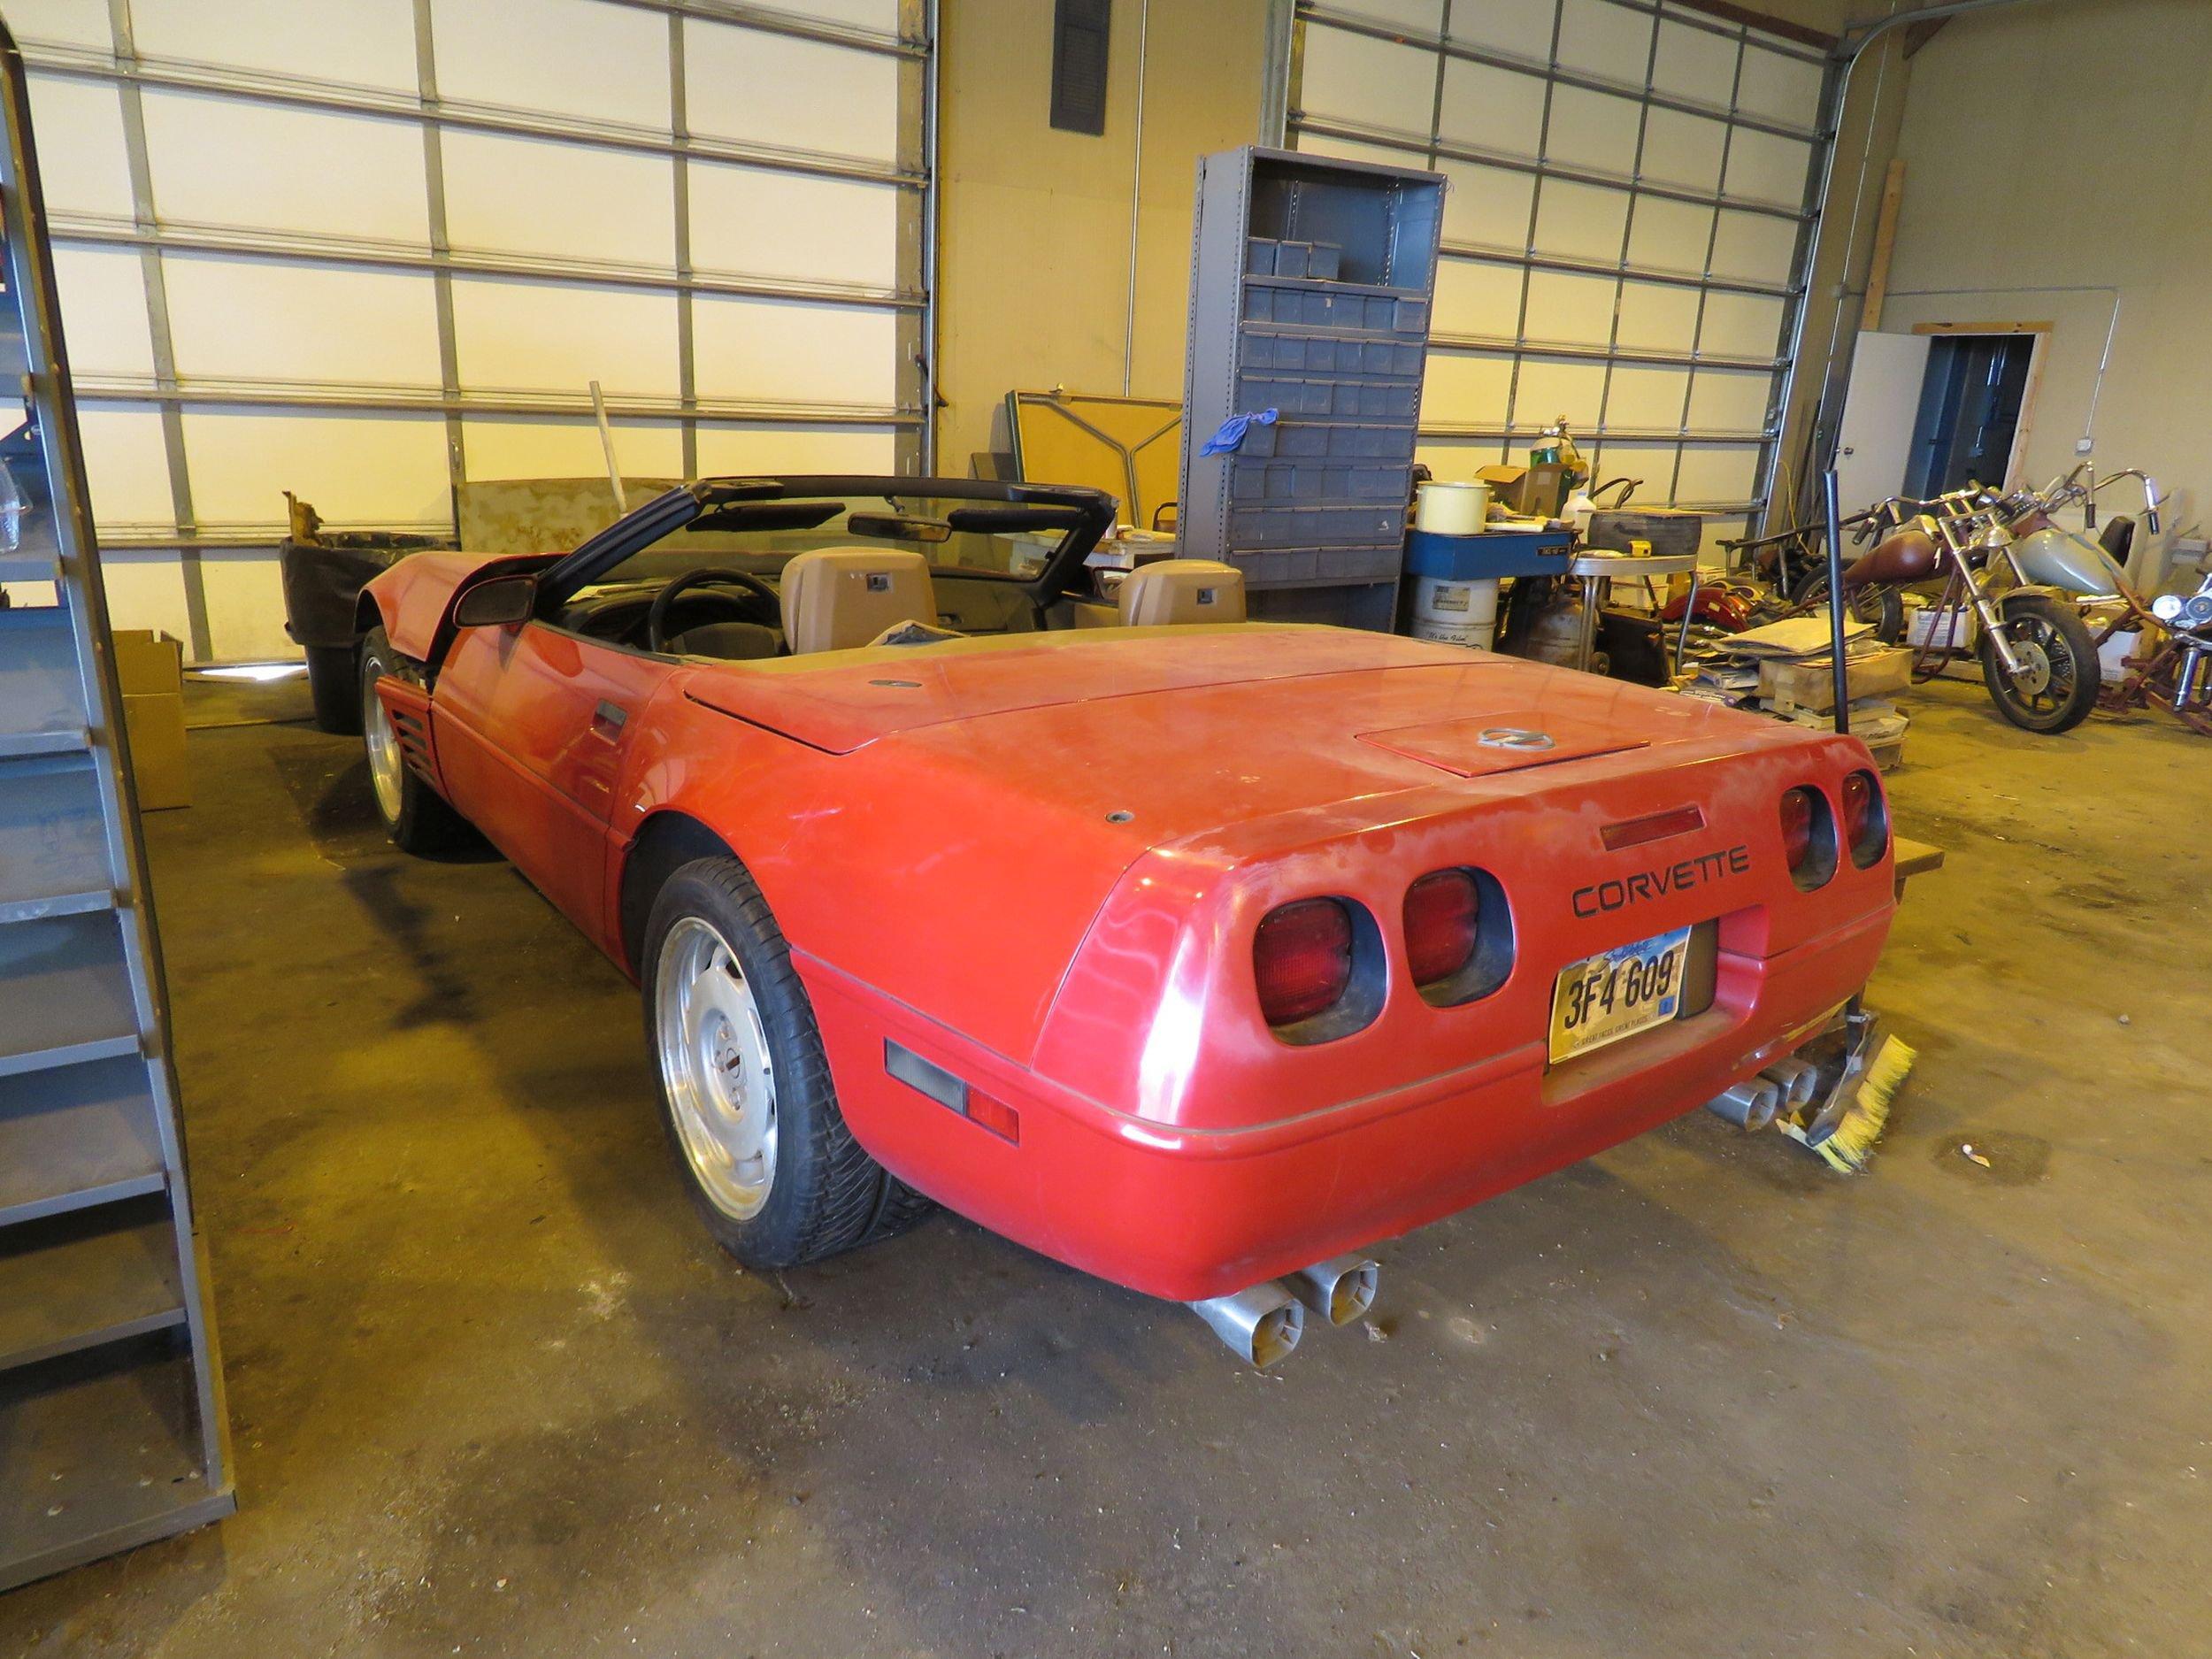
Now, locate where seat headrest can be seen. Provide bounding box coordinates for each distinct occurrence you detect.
[780,547,939,655]
[1117,558,1247,626]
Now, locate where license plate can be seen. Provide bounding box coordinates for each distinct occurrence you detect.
[1548,926,1693,1064]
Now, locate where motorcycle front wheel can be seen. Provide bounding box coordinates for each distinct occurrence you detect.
[1979,592,2101,733]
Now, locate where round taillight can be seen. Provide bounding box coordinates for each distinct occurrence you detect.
[1254,898,1353,1027]
[1779,786,1838,890]
[1842,769,1889,867]
[1403,870,1479,987]
[1779,787,1815,871]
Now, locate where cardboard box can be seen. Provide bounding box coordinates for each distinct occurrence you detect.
[1758,647,1915,715]
[122,690,190,810]
[1476,462,1567,518]
[112,628,184,698]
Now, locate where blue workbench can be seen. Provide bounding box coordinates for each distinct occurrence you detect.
[1404,526,1574,580]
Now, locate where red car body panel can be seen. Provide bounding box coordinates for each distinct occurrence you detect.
[362,561,1896,1302]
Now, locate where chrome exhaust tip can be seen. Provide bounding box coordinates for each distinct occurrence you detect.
[1187,1283,1305,1368]
[1283,1255,1379,1326]
[1761,1056,1820,1109]
[1705,1078,1780,1133]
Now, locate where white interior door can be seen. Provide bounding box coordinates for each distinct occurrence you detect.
[1834,330,1932,511]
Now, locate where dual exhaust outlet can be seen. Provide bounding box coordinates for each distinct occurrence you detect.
[1185,1255,1379,1368]
[1703,1055,1821,1133]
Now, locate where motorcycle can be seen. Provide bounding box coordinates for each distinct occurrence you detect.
[1818,468,2162,733]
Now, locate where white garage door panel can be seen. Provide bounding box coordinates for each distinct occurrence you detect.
[1687,366,1773,432]
[1673,445,1761,504]
[25,78,134,219]
[1292,2,1829,532]
[1709,209,1799,286]
[1699,292,1787,360]
[684,20,898,165]
[1624,195,1715,277]
[459,417,684,482]
[1723,128,1814,209]
[1555,0,1654,86]
[442,132,675,265]
[1604,365,1692,429]
[77,409,177,532]
[163,257,444,388]
[1614,279,1701,349]
[1639,107,1727,193]
[1532,179,1629,264]
[1521,269,1617,344]
[1438,159,1533,252]
[1542,85,1641,176]
[687,166,900,289]
[1438,58,1548,156]
[450,279,680,398]
[1422,352,1514,415]
[691,297,896,407]
[1300,27,1433,142]
[51,248,155,379]
[181,409,451,530]
[431,0,669,129]
[129,0,421,94]
[692,425,899,475]
[1735,45,1825,127]
[1447,0,1555,58]
[785,0,902,31]
[199,553,294,661]
[5,0,111,50]
[96,553,194,644]
[1651,19,1738,103]
[1432,259,1526,337]
[1511,357,1607,429]
[141,94,432,244]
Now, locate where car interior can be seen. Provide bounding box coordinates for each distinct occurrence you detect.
[548,488,1247,663]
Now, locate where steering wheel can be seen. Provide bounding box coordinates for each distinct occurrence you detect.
[646,567,781,654]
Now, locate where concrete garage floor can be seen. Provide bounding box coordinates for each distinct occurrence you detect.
[4,672,2209,1658]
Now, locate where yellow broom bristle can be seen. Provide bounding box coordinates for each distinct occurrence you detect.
[1814,1034,1915,1171]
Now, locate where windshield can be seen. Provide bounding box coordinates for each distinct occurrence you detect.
[587,491,1076,591]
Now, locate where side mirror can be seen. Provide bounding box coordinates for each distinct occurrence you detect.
[452,572,537,629]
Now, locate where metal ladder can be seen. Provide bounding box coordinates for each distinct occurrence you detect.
[0,22,231,1590]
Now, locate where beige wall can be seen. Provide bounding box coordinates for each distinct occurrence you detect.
[933,0,1271,477]
[1868,0,2208,573]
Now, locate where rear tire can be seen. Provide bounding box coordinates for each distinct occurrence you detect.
[642,856,933,1271]
[304,642,363,734]
[1979,593,2101,733]
[359,627,473,852]
[1790,565,1905,644]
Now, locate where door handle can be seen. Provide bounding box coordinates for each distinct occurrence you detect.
[591,700,627,738]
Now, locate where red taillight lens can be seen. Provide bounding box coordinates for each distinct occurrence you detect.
[1403,870,1479,987]
[1842,769,1888,867]
[1779,787,1816,871]
[1254,898,1353,1026]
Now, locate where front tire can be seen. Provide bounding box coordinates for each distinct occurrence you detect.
[642,856,933,1271]
[304,642,363,733]
[359,627,473,852]
[1979,593,2101,733]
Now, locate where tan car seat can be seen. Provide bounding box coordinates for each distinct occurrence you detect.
[1117,559,1247,626]
[780,547,940,654]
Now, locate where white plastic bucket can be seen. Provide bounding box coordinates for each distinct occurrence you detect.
[1409,575,1500,649]
[1417,480,1491,535]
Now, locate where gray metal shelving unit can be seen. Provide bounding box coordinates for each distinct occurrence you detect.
[1179,145,1444,631]
[0,21,231,1591]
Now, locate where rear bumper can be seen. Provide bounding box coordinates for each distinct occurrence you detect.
[800,903,1890,1302]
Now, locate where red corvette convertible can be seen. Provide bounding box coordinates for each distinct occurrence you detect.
[353,476,1895,1363]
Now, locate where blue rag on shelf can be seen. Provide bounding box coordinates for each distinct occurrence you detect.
[1200,408,1279,456]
